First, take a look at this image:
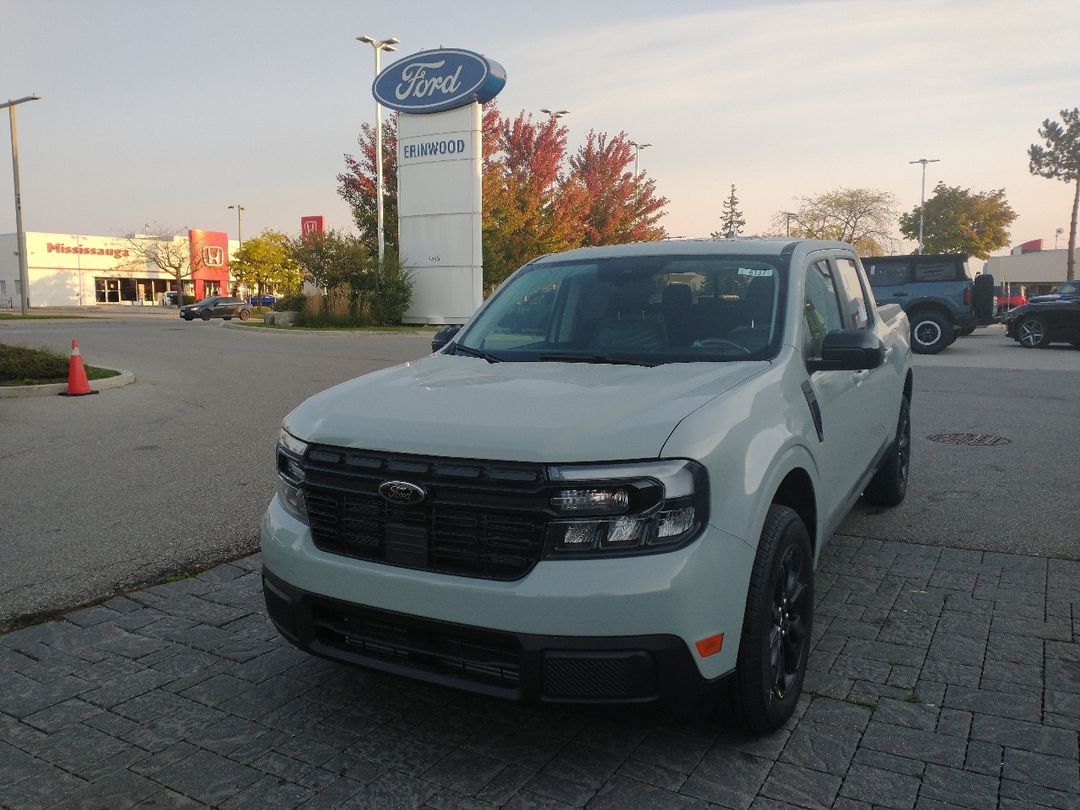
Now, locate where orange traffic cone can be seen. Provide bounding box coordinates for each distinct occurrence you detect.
[60,339,97,397]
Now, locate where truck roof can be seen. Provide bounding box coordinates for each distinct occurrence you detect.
[531,238,857,263]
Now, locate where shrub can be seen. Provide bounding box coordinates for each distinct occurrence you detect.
[273,293,307,312]
[370,269,414,325]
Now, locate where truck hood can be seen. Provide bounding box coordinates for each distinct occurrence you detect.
[284,354,767,462]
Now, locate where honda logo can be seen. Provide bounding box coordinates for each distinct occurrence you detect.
[203,245,224,267]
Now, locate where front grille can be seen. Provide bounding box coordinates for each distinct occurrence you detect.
[298,447,551,580]
[311,598,521,692]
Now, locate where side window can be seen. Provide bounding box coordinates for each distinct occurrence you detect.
[864,261,908,286]
[803,260,844,357]
[833,257,872,329]
[913,260,958,281]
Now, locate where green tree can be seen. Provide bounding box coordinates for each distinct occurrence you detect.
[1029,107,1080,280]
[712,184,746,238]
[898,183,1017,259]
[777,188,898,255]
[230,230,304,298]
[288,229,371,294]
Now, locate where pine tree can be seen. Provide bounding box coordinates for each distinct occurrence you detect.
[712,184,746,238]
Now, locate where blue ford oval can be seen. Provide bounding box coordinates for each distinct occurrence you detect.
[373,48,507,114]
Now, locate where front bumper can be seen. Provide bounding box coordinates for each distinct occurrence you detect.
[263,567,711,707]
[260,495,755,706]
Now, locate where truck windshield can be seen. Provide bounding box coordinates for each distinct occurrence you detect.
[454,254,785,364]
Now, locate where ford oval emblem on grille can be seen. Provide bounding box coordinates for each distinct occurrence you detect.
[379,480,427,506]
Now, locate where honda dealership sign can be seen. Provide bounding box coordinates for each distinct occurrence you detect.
[374,49,506,324]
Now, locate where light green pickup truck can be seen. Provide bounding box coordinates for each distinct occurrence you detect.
[261,238,912,733]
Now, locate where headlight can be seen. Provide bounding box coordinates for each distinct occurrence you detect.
[276,428,309,523]
[543,459,708,557]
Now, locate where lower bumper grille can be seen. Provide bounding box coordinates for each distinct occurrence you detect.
[310,598,522,693]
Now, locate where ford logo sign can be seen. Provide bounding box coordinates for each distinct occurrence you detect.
[373,48,506,114]
[378,480,427,506]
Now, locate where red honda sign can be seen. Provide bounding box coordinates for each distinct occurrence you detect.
[301,216,325,238]
[188,229,231,298]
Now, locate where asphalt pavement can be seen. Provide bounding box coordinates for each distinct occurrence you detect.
[1,315,1079,808]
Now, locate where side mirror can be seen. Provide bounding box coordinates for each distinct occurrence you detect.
[431,325,461,353]
[808,329,885,372]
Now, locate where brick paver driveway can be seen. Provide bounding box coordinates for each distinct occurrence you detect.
[2,536,1077,809]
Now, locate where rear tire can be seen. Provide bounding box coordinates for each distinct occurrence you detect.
[910,311,951,354]
[720,505,813,734]
[239,309,251,321]
[864,397,911,507]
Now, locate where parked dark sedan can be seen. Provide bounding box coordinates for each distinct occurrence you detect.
[179,296,253,322]
[1028,279,1080,304]
[1004,298,1080,348]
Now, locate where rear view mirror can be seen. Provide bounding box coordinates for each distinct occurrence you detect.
[808,329,885,372]
[431,325,461,353]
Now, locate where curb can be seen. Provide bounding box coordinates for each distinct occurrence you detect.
[0,368,135,398]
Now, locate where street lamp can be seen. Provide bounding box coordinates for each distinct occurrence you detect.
[227,204,245,250]
[782,211,796,237]
[1055,227,1065,250]
[2,94,41,315]
[357,34,400,268]
[629,141,652,178]
[909,157,940,254]
[540,108,569,120]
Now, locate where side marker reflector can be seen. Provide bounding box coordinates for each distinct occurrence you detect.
[695,634,724,657]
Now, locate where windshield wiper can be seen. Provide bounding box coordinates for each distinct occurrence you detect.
[536,352,658,367]
[451,344,502,363]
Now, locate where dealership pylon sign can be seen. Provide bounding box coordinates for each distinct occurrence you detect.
[373,49,506,324]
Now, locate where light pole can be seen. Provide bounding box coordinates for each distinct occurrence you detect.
[357,34,399,268]
[2,94,41,315]
[909,157,940,254]
[629,141,652,178]
[540,108,569,120]
[227,204,245,250]
[782,211,796,237]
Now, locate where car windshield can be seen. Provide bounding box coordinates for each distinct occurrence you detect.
[454,254,786,365]
[1053,282,1079,294]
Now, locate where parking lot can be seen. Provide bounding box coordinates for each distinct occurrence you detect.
[1,314,1078,808]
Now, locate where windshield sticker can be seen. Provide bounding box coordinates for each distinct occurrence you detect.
[738,268,774,277]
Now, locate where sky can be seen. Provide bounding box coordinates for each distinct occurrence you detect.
[2,0,1079,260]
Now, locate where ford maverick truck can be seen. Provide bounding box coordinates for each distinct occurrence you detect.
[262,238,913,733]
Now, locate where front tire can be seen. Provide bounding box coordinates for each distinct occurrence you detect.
[721,505,813,734]
[1017,317,1049,348]
[200,310,212,321]
[864,397,911,507]
[910,311,951,354]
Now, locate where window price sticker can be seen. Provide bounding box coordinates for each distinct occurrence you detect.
[738,268,774,277]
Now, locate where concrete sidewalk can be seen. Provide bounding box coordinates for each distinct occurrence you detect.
[1,536,1077,809]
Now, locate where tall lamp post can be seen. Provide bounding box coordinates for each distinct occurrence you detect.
[629,141,652,178]
[227,204,245,250]
[908,157,940,254]
[357,34,400,268]
[2,94,41,315]
[540,110,569,196]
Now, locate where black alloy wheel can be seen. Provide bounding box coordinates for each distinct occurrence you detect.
[910,312,950,354]
[864,396,911,507]
[721,504,813,733]
[1017,317,1048,348]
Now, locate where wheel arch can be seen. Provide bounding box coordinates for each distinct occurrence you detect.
[771,468,817,556]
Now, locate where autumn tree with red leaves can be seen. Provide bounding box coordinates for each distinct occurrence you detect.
[337,105,669,288]
[567,132,668,246]
[337,116,399,263]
